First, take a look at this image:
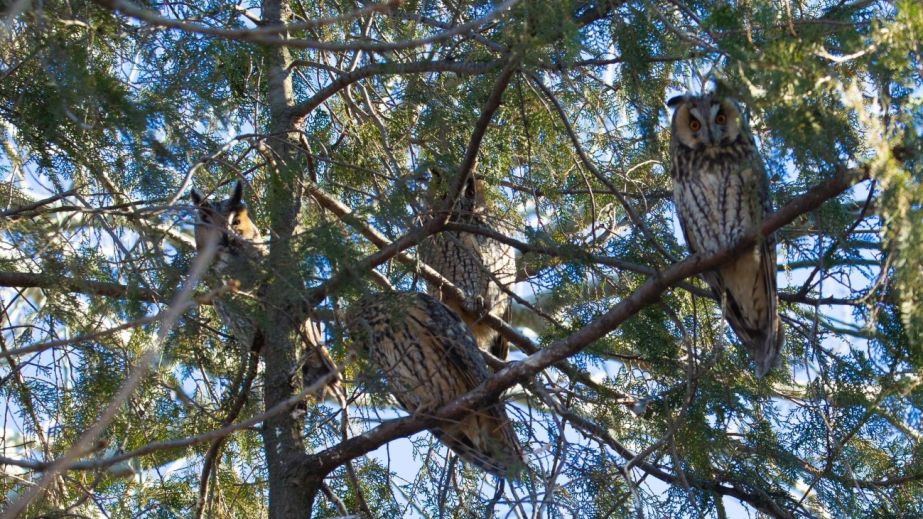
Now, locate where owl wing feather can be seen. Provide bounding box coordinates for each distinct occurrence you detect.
[405,294,524,476]
[732,153,782,376]
[420,212,516,359]
[348,292,525,478]
[706,155,782,377]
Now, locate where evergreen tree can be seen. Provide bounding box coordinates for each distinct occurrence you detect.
[0,0,919,517]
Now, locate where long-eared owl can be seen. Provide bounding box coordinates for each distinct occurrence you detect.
[190,181,338,396]
[667,94,783,377]
[419,172,517,359]
[347,291,525,478]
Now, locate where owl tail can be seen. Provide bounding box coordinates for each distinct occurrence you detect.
[721,286,784,378]
[716,241,784,378]
[433,404,525,479]
[746,317,783,378]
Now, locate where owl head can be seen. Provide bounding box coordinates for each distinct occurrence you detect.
[667,94,746,149]
[424,168,486,216]
[190,181,263,254]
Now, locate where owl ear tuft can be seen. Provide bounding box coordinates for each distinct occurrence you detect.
[230,181,244,207]
[463,175,477,200]
[666,95,688,109]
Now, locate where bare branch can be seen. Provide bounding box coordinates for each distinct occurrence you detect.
[0,189,78,218]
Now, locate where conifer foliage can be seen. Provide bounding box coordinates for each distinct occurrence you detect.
[0,0,920,517]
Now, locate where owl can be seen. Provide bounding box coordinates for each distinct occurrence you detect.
[190,181,338,396]
[667,94,783,377]
[419,172,517,359]
[347,291,525,478]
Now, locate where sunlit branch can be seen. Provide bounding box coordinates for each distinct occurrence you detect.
[0,237,221,518]
[94,0,520,52]
[291,59,501,123]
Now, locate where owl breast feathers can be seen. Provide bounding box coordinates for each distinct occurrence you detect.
[347,291,525,478]
[667,94,783,377]
[420,174,517,359]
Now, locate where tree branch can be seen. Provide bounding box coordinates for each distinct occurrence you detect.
[296,168,867,478]
[94,0,519,52]
[291,60,501,120]
[0,189,77,218]
[0,271,161,302]
[302,56,521,307]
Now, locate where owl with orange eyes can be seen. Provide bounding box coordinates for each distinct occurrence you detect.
[668,94,783,377]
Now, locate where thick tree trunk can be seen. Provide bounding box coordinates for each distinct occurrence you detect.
[259,0,323,516]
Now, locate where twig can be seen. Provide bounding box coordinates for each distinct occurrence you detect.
[95,0,519,53]
[0,189,78,218]
[1,233,221,518]
[0,270,161,302]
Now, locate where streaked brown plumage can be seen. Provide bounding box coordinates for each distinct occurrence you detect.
[347,291,525,478]
[668,94,783,377]
[191,181,338,396]
[420,173,517,359]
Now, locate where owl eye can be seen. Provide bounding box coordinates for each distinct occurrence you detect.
[715,113,727,124]
[689,120,701,131]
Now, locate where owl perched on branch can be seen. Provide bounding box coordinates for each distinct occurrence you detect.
[347,291,525,478]
[667,94,783,377]
[420,172,517,359]
[190,181,338,396]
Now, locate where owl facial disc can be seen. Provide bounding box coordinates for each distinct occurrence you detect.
[668,94,743,149]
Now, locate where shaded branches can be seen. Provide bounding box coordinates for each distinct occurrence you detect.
[0,270,162,303]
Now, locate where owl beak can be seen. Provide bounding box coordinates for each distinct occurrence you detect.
[707,126,718,146]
